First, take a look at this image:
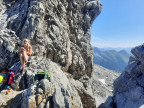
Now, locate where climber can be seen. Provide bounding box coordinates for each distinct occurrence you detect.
[20,39,32,71]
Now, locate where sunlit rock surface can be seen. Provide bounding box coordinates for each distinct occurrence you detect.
[0,0,102,107]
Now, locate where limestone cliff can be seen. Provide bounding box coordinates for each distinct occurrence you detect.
[0,0,102,79]
[0,0,102,108]
[100,44,144,108]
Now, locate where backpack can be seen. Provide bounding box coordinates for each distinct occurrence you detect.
[33,71,51,82]
[0,71,10,90]
[8,61,22,74]
[8,72,15,85]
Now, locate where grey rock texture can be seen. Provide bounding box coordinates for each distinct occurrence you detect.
[91,64,120,107]
[0,57,83,108]
[101,44,144,108]
[0,30,20,69]
[70,75,97,108]
[0,0,102,107]
[0,0,102,79]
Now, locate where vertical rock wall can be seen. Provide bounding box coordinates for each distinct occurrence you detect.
[0,0,102,79]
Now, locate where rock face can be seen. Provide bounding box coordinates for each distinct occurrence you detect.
[0,0,102,79]
[0,30,20,69]
[0,0,102,108]
[0,57,83,108]
[101,44,144,108]
[91,64,120,107]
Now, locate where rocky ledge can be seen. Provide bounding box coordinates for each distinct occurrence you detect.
[0,56,93,108]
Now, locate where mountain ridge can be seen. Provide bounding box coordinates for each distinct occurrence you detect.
[93,47,131,72]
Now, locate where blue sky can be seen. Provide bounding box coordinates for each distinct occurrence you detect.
[91,0,144,48]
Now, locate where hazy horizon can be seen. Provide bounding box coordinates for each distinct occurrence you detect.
[91,45,141,49]
[92,46,132,53]
[91,0,144,48]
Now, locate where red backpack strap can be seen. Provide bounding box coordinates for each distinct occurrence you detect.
[8,72,15,85]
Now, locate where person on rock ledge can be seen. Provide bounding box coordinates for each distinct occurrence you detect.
[20,39,32,71]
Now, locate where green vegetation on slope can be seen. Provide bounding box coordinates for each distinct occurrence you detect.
[93,47,131,72]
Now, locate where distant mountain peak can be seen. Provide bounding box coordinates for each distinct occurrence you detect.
[93,47,131,72]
